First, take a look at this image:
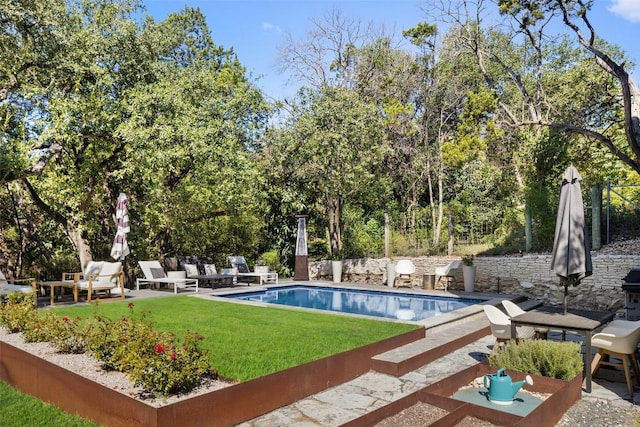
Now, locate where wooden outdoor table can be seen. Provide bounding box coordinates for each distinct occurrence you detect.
[510,306,614,393]
[39,281,78,306]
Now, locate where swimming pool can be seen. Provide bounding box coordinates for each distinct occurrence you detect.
[219,285,480,321]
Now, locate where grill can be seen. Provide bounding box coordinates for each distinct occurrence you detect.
[622,268,640,320]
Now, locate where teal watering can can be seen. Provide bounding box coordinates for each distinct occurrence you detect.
[483,368,533,405]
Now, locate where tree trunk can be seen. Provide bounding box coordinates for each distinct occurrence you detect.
[447,214,454,255]
[327,196,342,255]
[67,227,92,270]
[21,178,92,269]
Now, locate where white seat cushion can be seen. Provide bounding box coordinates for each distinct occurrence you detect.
[0,284,32,294]
[97,262,122,285]
[84,261,104,276]
[184,264,199,278]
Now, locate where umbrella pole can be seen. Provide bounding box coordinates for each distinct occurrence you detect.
[563,285,568,315]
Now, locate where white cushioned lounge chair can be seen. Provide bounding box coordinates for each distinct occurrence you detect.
[228,256,278,286]
[137,261,198,294]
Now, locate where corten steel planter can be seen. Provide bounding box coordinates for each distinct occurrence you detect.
[344,362,582,427]
[0,327,424,427]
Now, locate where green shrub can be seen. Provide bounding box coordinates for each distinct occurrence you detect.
[49,315,86,353]
[0,293,37,333]
[83,303,214,396]
[21,309,60,343]
[128,330,213,396]
[0,299,213,397]
[489,339,583,381]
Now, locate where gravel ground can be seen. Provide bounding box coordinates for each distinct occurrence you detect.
[557,399,640,427]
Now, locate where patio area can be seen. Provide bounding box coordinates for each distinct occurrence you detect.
[38,279,640,426]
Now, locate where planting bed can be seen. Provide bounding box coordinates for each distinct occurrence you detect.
[0,327,424,427]
[349,363,582,427]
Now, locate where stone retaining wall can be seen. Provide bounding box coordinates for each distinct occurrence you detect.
[310,254,640,314]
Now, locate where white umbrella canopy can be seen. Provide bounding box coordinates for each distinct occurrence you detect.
[550,165,592,314]
[110,193,130,261]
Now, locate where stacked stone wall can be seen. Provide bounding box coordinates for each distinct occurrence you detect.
[309,255,640,314]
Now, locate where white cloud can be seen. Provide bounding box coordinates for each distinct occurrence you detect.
[262,22,283,33]
[609,0,640,22]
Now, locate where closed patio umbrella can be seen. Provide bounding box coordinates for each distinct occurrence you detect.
[110,193,130,261]
[550,165,592,314]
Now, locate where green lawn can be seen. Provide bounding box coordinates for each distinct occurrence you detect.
[52,296,419,381]
[0,381,100,427]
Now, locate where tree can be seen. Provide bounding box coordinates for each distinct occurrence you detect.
[277,8,380,90]
[0,0,74,184]
[1,2,270,272]
[268,86,386,255]
[498,0,640,175]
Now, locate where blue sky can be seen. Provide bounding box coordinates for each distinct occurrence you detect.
[143,0,640,101]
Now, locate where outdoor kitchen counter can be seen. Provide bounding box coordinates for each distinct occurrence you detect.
[510,306,615,394]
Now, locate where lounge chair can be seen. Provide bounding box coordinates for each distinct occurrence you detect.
[136,261,199,293]
[63,261,126,303]
[393,259,416,287]
[228,256,278,285]
[183,262,236,287]
[434,260,461,291]
[501,300,548,338]
[0,269,37,306]
[591,323,640,396]
[483,304,535,355]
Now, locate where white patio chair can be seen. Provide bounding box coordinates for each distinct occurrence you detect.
[502,300,548,338]
[228,256,278,285]
[592,324,640,396]
[483,304,535,355]
[0,269,37,306]
[393,259,416,287]
[435,260,461,291]
[73,261,126,302]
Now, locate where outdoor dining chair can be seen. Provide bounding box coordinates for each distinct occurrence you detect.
[434,260,461,291]
[591,323,640,396]
[393,259,416,287]
[483,304,536,356]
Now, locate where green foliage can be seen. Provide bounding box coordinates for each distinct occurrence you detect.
[489,339,583,381]
[443,89,499,168]
[83,304,213,396]
[0,293,37,333]
[462,254,474,266]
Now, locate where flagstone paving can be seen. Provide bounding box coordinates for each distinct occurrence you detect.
[236,310,640,427]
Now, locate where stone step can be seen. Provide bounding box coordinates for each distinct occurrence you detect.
[371,312,491,377]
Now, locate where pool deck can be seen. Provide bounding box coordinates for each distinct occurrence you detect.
[48,279,640,425]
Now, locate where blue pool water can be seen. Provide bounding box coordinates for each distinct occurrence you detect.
[220,285,480,321]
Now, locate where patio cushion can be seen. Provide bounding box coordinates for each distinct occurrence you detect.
[150,267,165,279]
[204,264,217,275]
[85,261,104,276]
[184,264,199,278]
[97,262,121,284]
